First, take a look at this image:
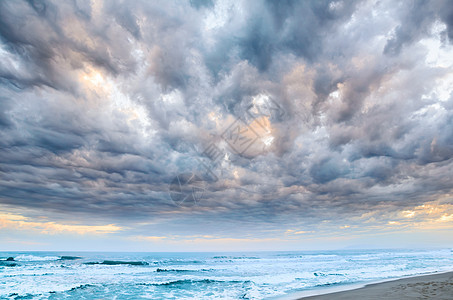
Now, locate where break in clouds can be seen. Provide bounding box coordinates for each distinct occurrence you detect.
[1,0,453,236]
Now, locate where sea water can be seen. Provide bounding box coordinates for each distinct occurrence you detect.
[1,249,452,299]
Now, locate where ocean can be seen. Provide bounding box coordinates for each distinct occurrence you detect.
[1,249,452,299]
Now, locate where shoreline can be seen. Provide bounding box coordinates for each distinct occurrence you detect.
[290,271,453,299]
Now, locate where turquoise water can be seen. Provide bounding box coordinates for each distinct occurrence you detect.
[1,249,453,299]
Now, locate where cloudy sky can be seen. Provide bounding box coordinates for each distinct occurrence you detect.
[1,0,453,252]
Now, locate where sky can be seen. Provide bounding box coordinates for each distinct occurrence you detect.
[0,0,453,252]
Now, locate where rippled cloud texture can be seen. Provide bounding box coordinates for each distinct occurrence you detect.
[1,0,453,250]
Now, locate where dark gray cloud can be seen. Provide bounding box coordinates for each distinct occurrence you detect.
[384,0,453,55]
[0,0,452,237]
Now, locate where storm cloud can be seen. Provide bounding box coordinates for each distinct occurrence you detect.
[1,0,452,240]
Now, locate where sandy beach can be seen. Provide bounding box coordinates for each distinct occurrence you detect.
[299,272,453,300]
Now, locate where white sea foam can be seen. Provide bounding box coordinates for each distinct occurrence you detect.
[14,254,61,261]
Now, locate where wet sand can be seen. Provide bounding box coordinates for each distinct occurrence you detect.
[299,271,453,299]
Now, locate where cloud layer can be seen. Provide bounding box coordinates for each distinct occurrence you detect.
[1,0,453,242]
